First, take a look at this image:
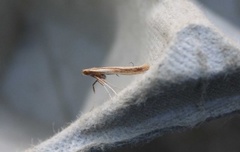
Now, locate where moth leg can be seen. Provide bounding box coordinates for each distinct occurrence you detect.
[92,76,105,93]
[98,78,117,95]
[94,76,117,96]
[92,79,98,93]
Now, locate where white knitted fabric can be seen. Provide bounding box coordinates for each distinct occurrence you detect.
[25,0,240,152]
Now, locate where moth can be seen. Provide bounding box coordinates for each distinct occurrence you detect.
[82,63,150,96]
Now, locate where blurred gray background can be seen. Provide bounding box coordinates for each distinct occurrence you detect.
[0,0,240,151]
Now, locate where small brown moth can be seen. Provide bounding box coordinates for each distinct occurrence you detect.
[82,63,150,95]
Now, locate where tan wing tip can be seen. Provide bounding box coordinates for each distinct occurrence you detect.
[142,63,150,71]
